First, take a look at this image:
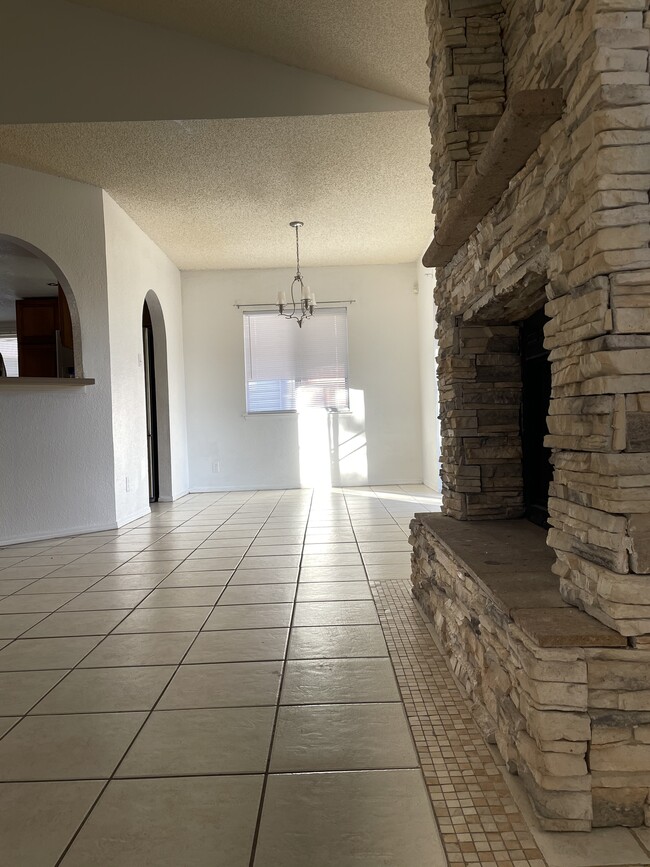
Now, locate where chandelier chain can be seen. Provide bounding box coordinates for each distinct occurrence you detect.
[295,222,301,276]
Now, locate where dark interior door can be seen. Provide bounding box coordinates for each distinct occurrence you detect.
[142,303,159,503]
[520,307,553,528]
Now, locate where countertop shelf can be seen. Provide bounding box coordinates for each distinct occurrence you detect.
[0,377,95,390]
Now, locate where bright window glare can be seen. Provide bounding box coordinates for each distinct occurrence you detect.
[0,336,18,376]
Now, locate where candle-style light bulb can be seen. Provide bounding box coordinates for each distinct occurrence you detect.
[277,291,286,305]
[301,283,310,300]
[310,293,317,308]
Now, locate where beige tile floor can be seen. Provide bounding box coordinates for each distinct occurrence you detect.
[3,484,647,867]
[0,486,445,867]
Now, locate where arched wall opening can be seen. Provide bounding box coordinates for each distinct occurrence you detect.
[0,234,85,378]
[143,290,173,501]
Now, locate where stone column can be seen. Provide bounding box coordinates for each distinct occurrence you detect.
[542,3,650,639]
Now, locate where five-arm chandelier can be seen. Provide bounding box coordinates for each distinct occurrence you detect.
[276,221,316,328]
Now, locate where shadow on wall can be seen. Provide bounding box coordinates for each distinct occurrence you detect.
[298,389,368,488]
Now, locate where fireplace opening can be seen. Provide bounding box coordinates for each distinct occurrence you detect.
[520,307,552,528]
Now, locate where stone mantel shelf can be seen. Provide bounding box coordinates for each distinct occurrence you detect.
[422,89,563,269]
[414,513,626,648]
[0,377,95,391]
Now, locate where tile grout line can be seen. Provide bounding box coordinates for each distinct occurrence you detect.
[246,488,315,867]
[51,490,290,867]
[340,489,452,866]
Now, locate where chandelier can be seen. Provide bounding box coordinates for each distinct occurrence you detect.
[277,221,316,327]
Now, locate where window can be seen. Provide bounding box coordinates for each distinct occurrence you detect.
[0,333,18,377]
[244,307,349,413]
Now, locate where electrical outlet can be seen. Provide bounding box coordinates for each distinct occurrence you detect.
[125,476,130,492]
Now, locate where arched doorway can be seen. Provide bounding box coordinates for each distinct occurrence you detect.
[142,291,172,502]
[0,235,84,379]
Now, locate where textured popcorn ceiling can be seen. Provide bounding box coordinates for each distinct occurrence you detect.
[0,113,432,269]
[70,0,429,105]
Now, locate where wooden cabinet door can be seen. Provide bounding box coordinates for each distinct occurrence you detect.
[16,297,59,377]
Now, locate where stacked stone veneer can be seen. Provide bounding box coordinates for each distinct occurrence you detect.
[420,0,650,830]
[411,517,650,830]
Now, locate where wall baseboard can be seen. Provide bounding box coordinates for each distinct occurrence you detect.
[115,505,152,527]
[188,479,428,494]
[157,489,190,503]
[0,517,120,547]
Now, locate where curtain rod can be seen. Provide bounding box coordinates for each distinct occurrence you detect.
[234,300,356,309]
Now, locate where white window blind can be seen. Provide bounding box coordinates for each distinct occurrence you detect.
[0,333,18,377]
[244,307,349,413]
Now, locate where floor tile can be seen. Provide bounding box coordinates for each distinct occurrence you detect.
[0,669,69,714]
[239,555,301,569]
[113,606,212,633]
[253,769,446,867]
[0,593,77,614]
[0,579,36,594]
[116,706,275,776]
[18,576,102,594]
[78,632,195,667]
[0,566,56,580]
[365,564,411,581]
[60,775,263,867]
[362,552,411,565]
[358,540,412,553]
[174,558,240,572]
[158,661,283,708]
[301,553,362,567]
[60,590,151,611]
[44,565,112,578]
[0,636,101,670]
[130,549,194,561]
[0,612,48,638]
[0,717,19,737]
[22,610,130,638]
[187,546,247,559]
[296,581,372,602]
[31,666,176,714]
[299,565,367,582]
[0,780,104,867]
[229,568,298,585]
[218,583,296,605]
[293,600,379,626]
[157,570,233,587]
[23,554,80,567]
[0,712,147,780]
[136,587,224,608]
[303,542,359,554]
[281,658,400,705]
[248,542,302,554]
[534,826,650,867]
[185,628,289,663]
[88,574,164,591]
[287,625,388,659]
[270,703,418,772]
[354,530,405,542]
[204,603,293,630]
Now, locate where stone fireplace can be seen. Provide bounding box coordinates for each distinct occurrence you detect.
[411,0,650,831]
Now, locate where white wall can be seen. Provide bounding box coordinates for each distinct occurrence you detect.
[102,194,189,525]
[0,164,116,543]
[418,259,440,491]
[183,263,423,491]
